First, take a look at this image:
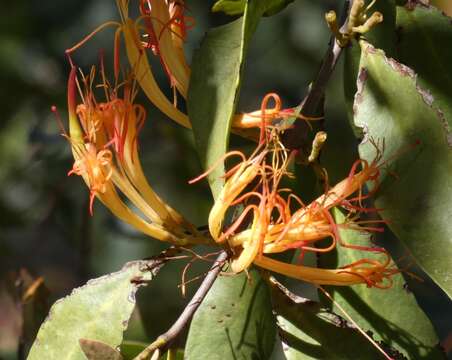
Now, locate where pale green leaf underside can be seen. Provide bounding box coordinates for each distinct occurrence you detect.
[28,261,158,360]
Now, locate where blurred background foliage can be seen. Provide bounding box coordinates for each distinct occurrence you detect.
[0,1,451,359]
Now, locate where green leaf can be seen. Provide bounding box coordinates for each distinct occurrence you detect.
[212,0,246,15]
[188,17,243,198]
[318,209,443,359]
[352,41,452,297]
[185,268,276,360]
[269,279,386,360]
[396,4,452,137]
[212,0,294,17]
[263,0,294,17]
[28,260,163,360]
[79,339,123,360]
[344,0,397,129]
[119,341,147,360]
[188,0,282,198]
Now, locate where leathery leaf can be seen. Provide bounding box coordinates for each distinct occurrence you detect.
[318,209,443,359]
[352,41,452,298]
[28,260,162,360]
[185,268,276,360]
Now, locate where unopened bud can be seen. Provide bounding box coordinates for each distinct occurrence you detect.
[308,131,327,163]
[352,11,384,34]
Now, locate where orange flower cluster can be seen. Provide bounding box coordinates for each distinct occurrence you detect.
[62,65,206,245]
[195,94,399,288]
[61,1,402,288]
[66,1,318,131]
[62,0,321,244]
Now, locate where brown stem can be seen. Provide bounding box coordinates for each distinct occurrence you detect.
[283,0,353,151]
[134,251,229,360]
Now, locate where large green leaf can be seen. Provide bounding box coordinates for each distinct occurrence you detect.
[188,0,281,198]
[188,16,243,198]
[269,279,386,360]
[28,260,162,360]
[396,4,452,139]
[352,41,452,297]
[318,209,443,359]
[185,268,276,360]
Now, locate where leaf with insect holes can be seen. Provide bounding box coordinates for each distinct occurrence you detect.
[185,268,276,360]
[318,208,443,359]
[28,260,163,360]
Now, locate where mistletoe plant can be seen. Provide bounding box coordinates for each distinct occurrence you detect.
[28,0,451,359]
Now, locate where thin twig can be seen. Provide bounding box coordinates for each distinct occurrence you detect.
[134,251,229,360]
[283,0,353,150]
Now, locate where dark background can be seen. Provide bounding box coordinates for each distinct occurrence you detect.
[0,1,451,358]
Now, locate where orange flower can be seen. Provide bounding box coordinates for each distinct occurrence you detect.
[192,93,399,288]
[231,93,322,130]
[66,4,321,134]
[68,143,113,215]
[137,0,191,97]
[254,253,398,288]
[117,0,191,127]
[63,65,208,245]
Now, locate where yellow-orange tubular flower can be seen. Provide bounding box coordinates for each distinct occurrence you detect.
[138,0,191,97]
[66,0,191,128]
[67,4,320,133]
[64,66,208,245]
[118,2,320,131]
[116,0,191,128]
[254,254,399,288]
[192,93,400,287]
